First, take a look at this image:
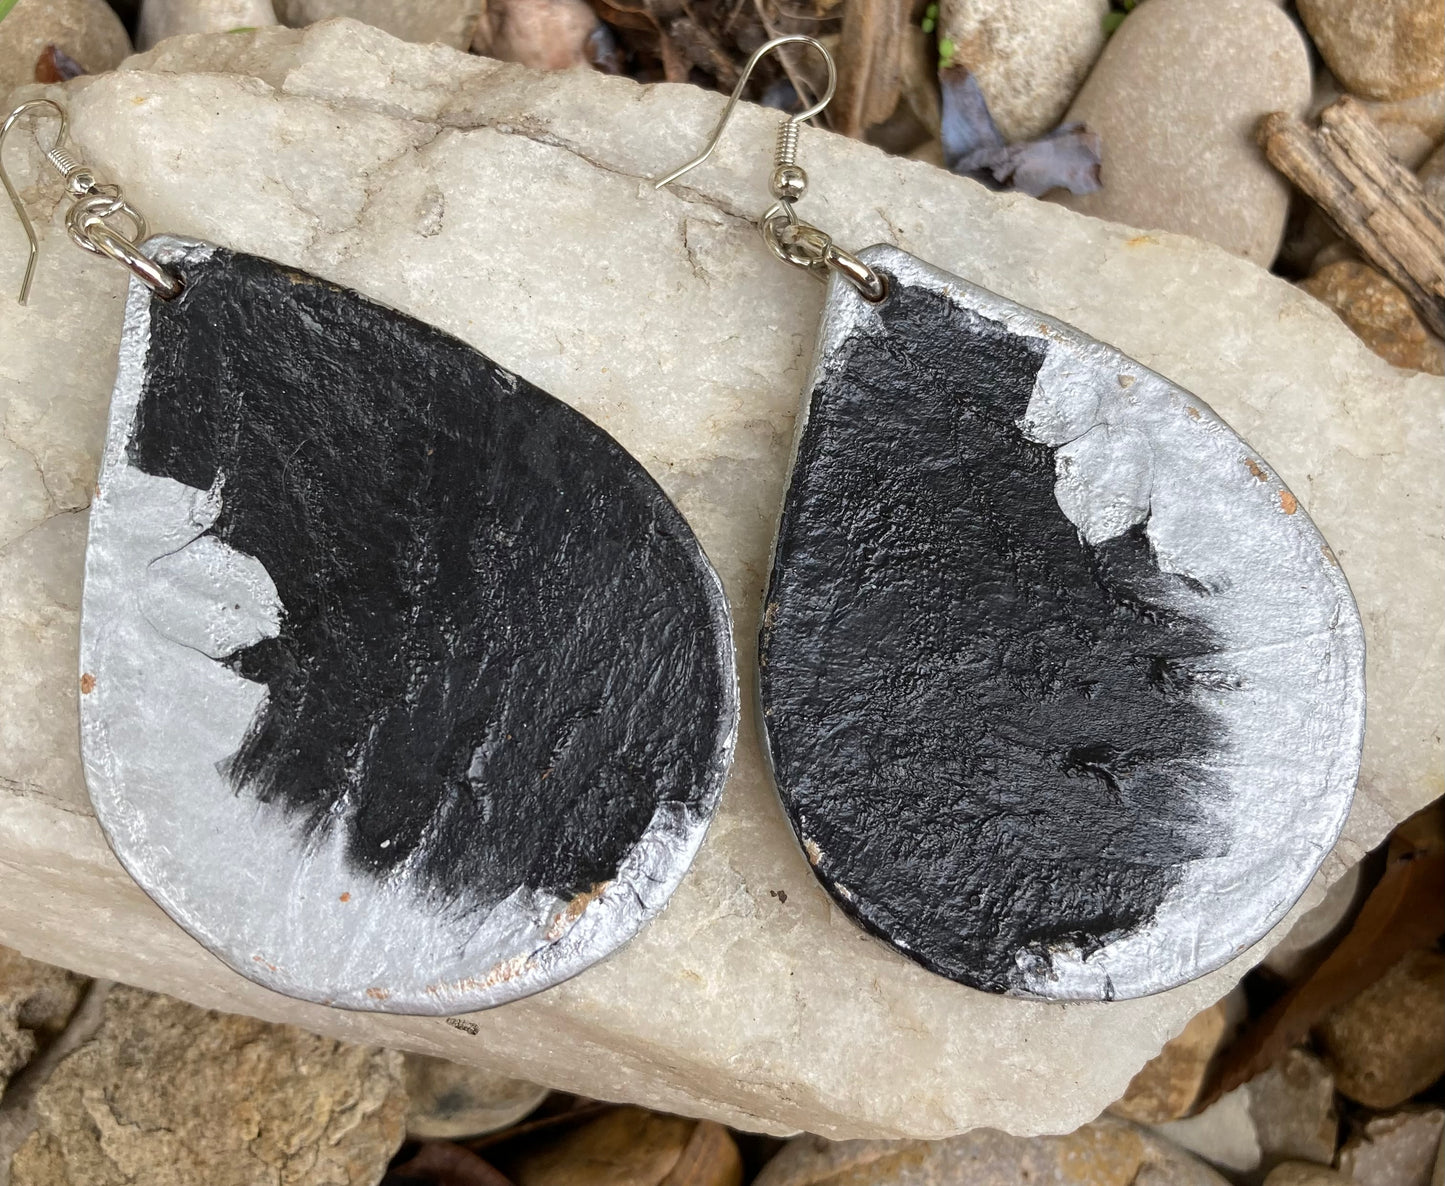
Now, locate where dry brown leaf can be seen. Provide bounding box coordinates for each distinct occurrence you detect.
[660,1120,743,1186]
[502,1107,732,1186]
[385,1141,516,1186]
[34,45,85,84]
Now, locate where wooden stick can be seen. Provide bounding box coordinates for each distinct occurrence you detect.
[833,0,906,138]
[1259,98,1445,338]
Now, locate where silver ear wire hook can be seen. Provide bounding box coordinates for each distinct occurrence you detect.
[1,97,181,305]
[653,35,885,302]
[652,35,836,191]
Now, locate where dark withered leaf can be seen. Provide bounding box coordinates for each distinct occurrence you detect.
[940,66,1103,197]
[939,65,1005,159]
[586,23,627,74]
[383,1141,514,1186]
[35,44,85,84]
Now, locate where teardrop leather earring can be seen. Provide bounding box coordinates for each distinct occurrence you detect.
[655,38,1365,1002]
[3,99,739,1014]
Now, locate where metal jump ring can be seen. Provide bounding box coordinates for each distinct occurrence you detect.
[64,192,133,253]
[766,217,831,271]
[764,213,886,301]
[65,195,182,298]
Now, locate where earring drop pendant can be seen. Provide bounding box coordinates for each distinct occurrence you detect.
[80,238,739,1012]
[759,247,1364,1000]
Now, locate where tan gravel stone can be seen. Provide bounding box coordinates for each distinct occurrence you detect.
[473,0,600,71]
[1300,261,1445,375]
[403,1054,548,1139]
[508,1108,741,1186]
[752,1118,1232,1184]
[1264,1163,1352,1186]
[1297,0,1445,102]
[0,0,131,91]
[7,985,406,1186]
[1318,949,1445,1110]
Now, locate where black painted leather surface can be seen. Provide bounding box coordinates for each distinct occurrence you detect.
[128,248,737,912]
[759,273,1227,995]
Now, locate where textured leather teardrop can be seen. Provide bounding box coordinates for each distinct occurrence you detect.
[81,238,739,1013]
[759,245,1365,1001]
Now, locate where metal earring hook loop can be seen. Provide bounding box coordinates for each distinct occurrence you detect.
[650,36,884,302]
[652,34,837,191]
[1,99,70,305]
[1,97,180,305]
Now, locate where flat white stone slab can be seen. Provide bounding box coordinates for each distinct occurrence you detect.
[0,20,1439,1140]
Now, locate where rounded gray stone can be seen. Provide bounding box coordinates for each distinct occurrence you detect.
[1051,0,1312,267]
[937,0,1109,142]
[403,1054,548,1139]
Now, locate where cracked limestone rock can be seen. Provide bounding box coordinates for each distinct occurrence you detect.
[0,20,1440,1140]
[7,985,406,1186]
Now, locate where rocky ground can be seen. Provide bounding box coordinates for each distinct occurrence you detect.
[0,0,1439,1182]
[0,805,1438,1184]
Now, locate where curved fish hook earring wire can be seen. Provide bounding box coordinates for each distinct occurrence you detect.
[1,97,180,305]
[653,34,886,302]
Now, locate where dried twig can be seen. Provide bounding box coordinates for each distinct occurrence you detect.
[0,980,113,1186]
[751,0,817,113]
[833,0,907,137]
[1259,99,1445,337]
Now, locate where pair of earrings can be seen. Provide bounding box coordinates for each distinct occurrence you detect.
[3,35,1364,1014]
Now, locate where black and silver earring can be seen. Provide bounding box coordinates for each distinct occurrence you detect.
[2,99,739,1014]
[655,38,1366,1002]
